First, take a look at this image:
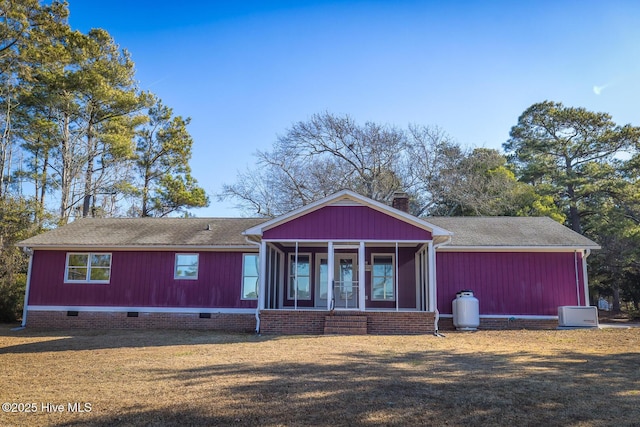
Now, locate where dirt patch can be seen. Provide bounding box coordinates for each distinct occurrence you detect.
[0,327,638,426]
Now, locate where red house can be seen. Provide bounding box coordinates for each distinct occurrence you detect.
[17,190,599,334]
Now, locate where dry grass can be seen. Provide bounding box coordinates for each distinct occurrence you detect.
[0,326,639,427]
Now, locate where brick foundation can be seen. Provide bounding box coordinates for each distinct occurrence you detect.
[437,316,558,331]
[26,310,256,332]
[367,311,435,335]
[259,310,436,335]
[259,310,327,335]
[26,310,558,333]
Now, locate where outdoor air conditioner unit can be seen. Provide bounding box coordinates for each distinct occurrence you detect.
[558,306,598,328]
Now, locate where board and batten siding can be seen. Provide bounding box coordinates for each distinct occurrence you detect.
[436,251,586,316]
[263,206,432,241]
[27,250,257,309]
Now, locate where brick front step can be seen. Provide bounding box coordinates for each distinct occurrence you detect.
[324,315,367,335]
[324,326,367,335]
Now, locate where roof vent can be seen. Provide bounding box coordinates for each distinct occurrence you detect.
[206,224,212,231]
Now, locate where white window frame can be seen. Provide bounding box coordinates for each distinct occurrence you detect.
[241,253,259,300]
[64,252,112,284]
[288,253,312,300]
[174,253,199,280]
[371,253,395,301]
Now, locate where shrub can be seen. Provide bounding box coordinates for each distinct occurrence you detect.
[0,273,26,322]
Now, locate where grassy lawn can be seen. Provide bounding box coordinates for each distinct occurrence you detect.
[0,326,638,426]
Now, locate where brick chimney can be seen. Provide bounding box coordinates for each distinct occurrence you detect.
[391,191,410,213]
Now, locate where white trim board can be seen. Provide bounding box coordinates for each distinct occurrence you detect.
[437,246,596,252]
[439,314,558,320]
[26,306,256,314]
[24,245,257,252]
[263,239,432,244]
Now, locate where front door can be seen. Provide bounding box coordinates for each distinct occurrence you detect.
[315,254,358,309]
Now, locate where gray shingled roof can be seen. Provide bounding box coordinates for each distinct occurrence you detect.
[18,215,599,249]
[18,217,268,248]
[427,216,599,248]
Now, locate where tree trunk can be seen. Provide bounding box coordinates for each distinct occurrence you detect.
[59,113,72,224]
[612,286,621,313]
[0,94,12,200]
[564,157,582,234]
[82,122,95,217]
[38,150,49,226]
[566,182,582,233]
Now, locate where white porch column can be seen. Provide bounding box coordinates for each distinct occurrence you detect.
[427,241,436,312]
[327,241,334,310]
[258,241,267,311]
[359,241,366,311]
[395,242,399,312]
[294,241,299,310]
[582,249,591,307]
[256,241,268,333]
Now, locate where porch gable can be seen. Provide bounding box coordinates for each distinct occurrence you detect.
[243,190,450,241]
[263,205,432,240]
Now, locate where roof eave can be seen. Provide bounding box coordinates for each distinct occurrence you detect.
[17,244,258,251]
[438,244,601,252]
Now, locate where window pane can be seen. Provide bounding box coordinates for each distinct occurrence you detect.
[288,281,295,298]
[67,267,87,281]
[175,254,198,279]
[373,264,387,276]
[319,259,328,299]
[242,254,259,299]
[385,265,393,276]
[91,254,111,267]
[290,255,309,275]
[243,254,259,277]
[90,267,111,281]
[372,256,394,300]
[243,277,258,299]
[297,277,310,299]
[68,254,88,267]
[289,254,311,300]
[177,254,198,266]
[384,278,394,296]
[176,266,198,278]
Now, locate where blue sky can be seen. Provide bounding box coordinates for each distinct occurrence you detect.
[67,0,640,217]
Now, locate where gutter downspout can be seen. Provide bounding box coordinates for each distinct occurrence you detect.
[432,236,452,335]
[19,248,34,329]
[574,250,581,306]
[245,237,262,333]
[582,249,591,307]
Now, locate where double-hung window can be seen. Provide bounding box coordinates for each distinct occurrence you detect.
[288,253,311,300]
[175,253,199,280]
[65,253,112,283]
[242,253,259,299]
[371,254,395,301]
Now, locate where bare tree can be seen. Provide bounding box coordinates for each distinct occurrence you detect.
[221,112,406,216]
[403,125,464,215]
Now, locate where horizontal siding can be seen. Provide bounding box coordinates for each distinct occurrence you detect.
[28,250,257,309]
[437,251,585,316]
[263,206,432,240]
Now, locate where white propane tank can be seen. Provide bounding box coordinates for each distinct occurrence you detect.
[455,290,479,331]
